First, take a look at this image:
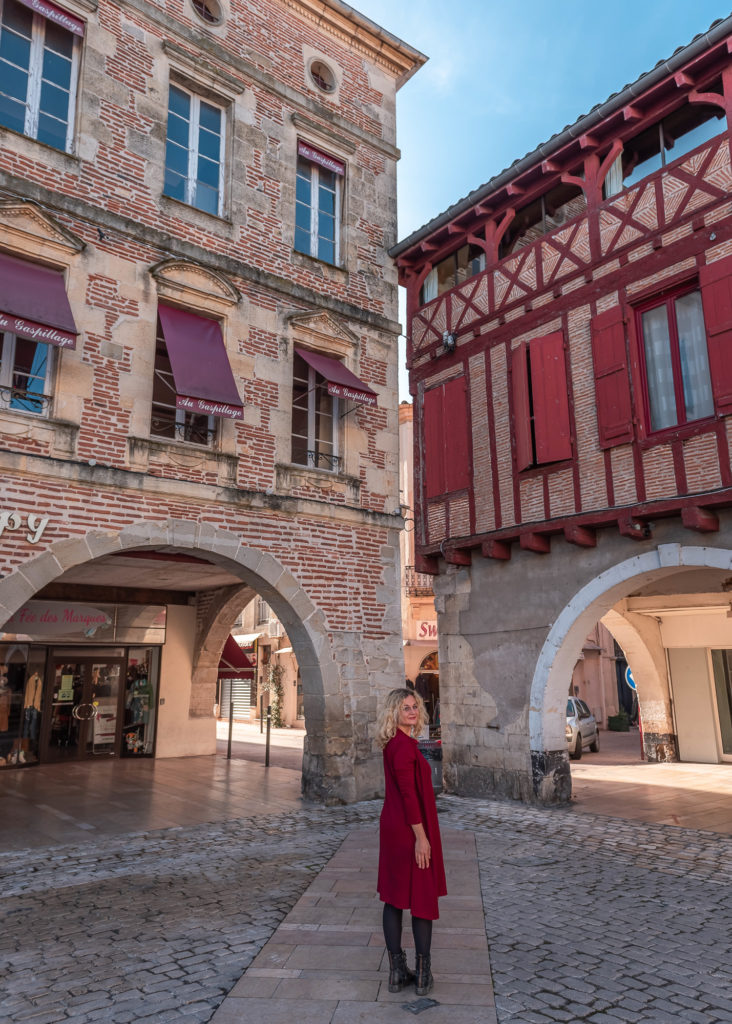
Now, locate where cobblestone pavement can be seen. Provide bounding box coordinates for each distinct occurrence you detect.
[2,796,732,1023]
[0,804,379,1024]
[439,797,732,1024]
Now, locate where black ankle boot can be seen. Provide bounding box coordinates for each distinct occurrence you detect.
[387,949,415,993]
[415,953,433,996]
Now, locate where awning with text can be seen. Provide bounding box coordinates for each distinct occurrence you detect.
[0,252,78,349]
[295,347,377,407]
[158,304,244,420]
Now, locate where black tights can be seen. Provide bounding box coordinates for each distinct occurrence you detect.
[382,902,432,956]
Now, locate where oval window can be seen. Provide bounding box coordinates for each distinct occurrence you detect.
[191,0,223,25]
[309,60,336,94]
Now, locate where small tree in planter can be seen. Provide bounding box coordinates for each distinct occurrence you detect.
[260,663,284,728]
[607,707,630,732]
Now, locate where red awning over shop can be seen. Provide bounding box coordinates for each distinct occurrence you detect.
[16,0,85,35]
[0,251,78,349]
[218,635,255,678]
[158,304,243,420]
[295,347,377,407]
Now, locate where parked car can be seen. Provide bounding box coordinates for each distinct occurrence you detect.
[566,697,600,760]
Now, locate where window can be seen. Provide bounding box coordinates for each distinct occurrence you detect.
[164,83,224,216]
[150,325,217,446]
[420,243,486,304]
[512,332,572,470]
[637,288,713,433]
[0,0,80,152]
[295,143,344,265]
[309,59,336,94]
[190,0,222,25]
[256,597,270,624]
[0,332,52,414]
[607,101,725,194]
[291,350,340,471]
[500,182,586,257]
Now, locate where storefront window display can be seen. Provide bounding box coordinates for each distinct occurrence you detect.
[123,648,159,756]
[0,644,47,767]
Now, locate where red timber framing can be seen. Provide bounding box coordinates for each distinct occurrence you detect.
[398,25,732,571]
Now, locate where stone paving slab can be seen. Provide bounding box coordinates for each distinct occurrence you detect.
[211,826,495,1023]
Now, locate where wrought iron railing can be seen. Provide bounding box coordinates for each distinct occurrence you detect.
[307,450,341,472]
[405,565,434,597]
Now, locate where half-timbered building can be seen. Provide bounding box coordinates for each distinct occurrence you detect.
[392,17,732,803]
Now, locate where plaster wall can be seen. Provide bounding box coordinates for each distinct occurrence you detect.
[668,648,719,762]
[157,605,214,757]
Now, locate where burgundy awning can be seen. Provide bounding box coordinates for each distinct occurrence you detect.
[218,635,255,678]
[158,304,243,420]
[0,252,78,349]
[16,0,85,35]
[295,347,377,407]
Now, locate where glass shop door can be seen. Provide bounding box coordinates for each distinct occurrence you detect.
[42,653,126,761]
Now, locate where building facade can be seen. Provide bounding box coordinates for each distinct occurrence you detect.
[0,0,424,802]
[393,18,732,803]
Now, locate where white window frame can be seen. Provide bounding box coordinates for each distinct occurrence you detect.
[291,358,341,472]
[0,0,80,153]
[0,330,53,415]
[164,82,226,217]
[295,157,341,265]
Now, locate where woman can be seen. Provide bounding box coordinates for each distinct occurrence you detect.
[376,688,446,996]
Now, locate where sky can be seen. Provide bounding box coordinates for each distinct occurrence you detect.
[348,0,732,399]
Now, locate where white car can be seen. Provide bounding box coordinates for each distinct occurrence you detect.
[566,697,600,760]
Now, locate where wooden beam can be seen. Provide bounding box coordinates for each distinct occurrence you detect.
[519,532,551,554]
[622,104,643,122]
[507,182,525,196]
[674,71,694,89]
[444,547,472,566]
[618,516,650,541]
[564,524,597,548]
[579,133,598,150]
[681,506,719,533]
[415,552,439,575]
[541,159,561,174]
[481,539,511,561]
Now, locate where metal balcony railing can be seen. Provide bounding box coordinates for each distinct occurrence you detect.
[405,565,434,597]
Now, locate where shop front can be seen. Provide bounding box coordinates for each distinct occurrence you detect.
[0,601,165,769]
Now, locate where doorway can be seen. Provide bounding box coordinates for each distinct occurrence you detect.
[42,649,127,761]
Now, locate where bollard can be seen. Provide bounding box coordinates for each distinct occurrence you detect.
[260,693,264,734]
[227,689,234,759]
[265,703,271,767]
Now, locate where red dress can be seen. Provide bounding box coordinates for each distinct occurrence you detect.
[377,728,447,920]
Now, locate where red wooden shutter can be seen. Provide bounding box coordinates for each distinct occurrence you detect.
[590,306,634,448]
[511,344,533,471]
[529,331,572,463]
[699,254,732,414]
[443,376,470,492]
[423,385,445,498]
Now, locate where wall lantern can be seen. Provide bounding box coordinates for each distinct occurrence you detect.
[442,331,457,353]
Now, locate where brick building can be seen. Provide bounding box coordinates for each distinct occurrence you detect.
[392,18,732,803]
[0,0,424,802]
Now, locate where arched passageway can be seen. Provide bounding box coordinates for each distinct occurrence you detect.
[0,519,393,803]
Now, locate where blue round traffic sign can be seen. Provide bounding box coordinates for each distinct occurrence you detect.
[625,666,636,691]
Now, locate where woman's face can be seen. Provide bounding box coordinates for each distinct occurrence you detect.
[397,694,420,734]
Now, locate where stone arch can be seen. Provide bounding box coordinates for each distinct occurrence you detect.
[529,543,732,773]
[0,518,348,802]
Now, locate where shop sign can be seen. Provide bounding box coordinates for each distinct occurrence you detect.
[0,510,50,545]
[1,601,167,644]
[3,602,112,637]
[416,620,437,639]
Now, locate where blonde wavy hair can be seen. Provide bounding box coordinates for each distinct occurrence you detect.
[376,687,428,748]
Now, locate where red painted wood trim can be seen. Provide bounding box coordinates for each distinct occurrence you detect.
[715,420,732,488]
[604,448,615,507]
[672,440,688,495]
[415,552,439,575]
[481,539,511,560]
[444,547,472,566]
[681,506,719,532]
[483,344,503,529]
[564,524,597,547]
[520,532,551,553]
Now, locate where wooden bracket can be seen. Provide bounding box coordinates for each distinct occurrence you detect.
[519,532,551,554]
[681,506,719,533]
[481,539,511,561]
[564,524,597,548]
[415,552,439,575]
[618,516,650,541]
[444,547,472,566]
